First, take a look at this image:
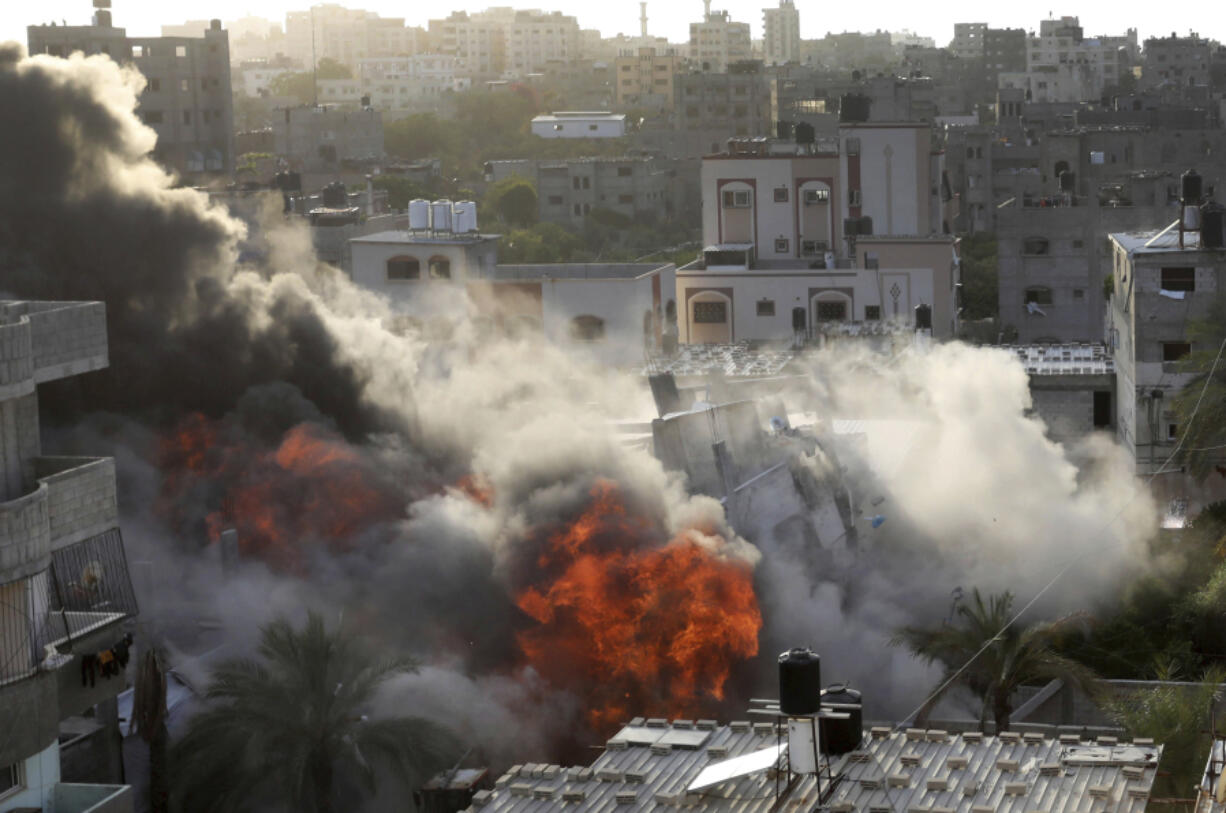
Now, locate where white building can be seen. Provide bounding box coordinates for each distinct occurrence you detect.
[997,16,1132,103]
[357,55,459,110]
[689,7,752,72]
[762,1,800,66]
[284,4,421,69]
[428,8,580,79]
[531,112,627,139]
[348,223,675,366]
[235,63,293,97]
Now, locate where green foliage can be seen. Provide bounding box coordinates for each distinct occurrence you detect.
[372,176,432,211]
[499,222,583,263]
[1102,272,1114,301]
[958,233,998,321]
[268,72,316,105]
[171,612,459,813]
[1103,666,1225,800]
[484,176,538,229]
[315,58,352,79]
[1173,292,1226,480]
[892,588,1100,731]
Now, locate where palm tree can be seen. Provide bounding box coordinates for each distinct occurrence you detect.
[171,612,459,813]
[891,588,1100,732]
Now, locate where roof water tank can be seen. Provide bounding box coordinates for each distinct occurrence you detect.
[430,200,453,233]
[1203,203,1225,249]
[778,648,821,716]
[321,181,347,208]
[409,199,431,231]
[1182,169,1203,204]
[1059,170,1076,193]
[453,200,478,233]
[819,684,863,755]
[914,303,932,330]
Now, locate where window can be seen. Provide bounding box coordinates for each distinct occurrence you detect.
[1161,267,1195,292]
[547,195,564,205]
[617,166,633,177]
[148,78,161,92]
[143,110,163,124]
[1024,287,1053,305]
[573,177,581,190]
[182,111,192,125]
[803,188,829,204]
[1073,288,1085,300]
[387,257,420,280]
[849,189,861,207]
[176,45,187,57]
[588,124,598,131]
[756,299,775,316]
[801,240,827,257]
[1163,341,1191,362]
[865,305,881,320]
[569,315,606,341]
[845,137,860,155]
[0,761,22,798]
[722,189,751,208]
[1072,239,1084,248]
[582,177,590,190]
[131,45,144,58]
[573,204,581,216]
[1167,423,1180,442]
[817,300,847,321]
[774,238,790,253]
[1022,236,1050,255]
[201,78,209,91]
[618,194,633,204]
[693,301,727,323]
[773,187,789,203]
[1093,391,1112,428]
[428,256,451,279]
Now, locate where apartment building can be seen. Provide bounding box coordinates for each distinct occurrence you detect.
[688,8,752,73]
[428,8,579,79]
[0,300,138,813]
[983,27,1027,87]
[507,10,580,75]
[487,157,678,226]
[284,5,421,69]
[272,106,384,168]
[678,136,958,344]
[1141,33,1213,102]
[357,55,460,111]
[28,19,234,177]
[673,67,772,157]
[613,47,680,110]
[997,16,1135,104]
[950,22,987,60]
[762,1,800,66]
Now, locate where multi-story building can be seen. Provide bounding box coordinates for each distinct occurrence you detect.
[951,23,987,60]
[272,106,384,168]
[1109,226,1226,488]
[677,134,958,344]
[356,55,460,111]
[762,1,800,66]
[428,8,579,79]
[998,16,1135,104]
[672,67,772,157]
[487,156,679,226]
[0,300,139,813]
[506,10,580,75]
[1141,33,1213,102]
[28,17,235,177]
[983,28,1027,88]
[284,4,421,69]
[688,7,752,73]
[800,31,895,70]
[613,47,680,110]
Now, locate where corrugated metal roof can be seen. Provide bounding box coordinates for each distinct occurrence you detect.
[465,723,1162,813]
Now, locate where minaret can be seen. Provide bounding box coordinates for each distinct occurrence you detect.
[640,1,648,38]
[703,0,711,21]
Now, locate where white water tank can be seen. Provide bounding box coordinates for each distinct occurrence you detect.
[431,200,453,233]
[408,199,430,231]
[453,200,478,233]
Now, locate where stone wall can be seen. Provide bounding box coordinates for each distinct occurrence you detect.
[35,458,119,550]
[0,482,51,582]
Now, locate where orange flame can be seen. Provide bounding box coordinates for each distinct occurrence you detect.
[514,480,761,733]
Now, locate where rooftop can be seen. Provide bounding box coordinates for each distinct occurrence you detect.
[1005,343,1115,375]
[1111,224,1209,255]
[532,111,626,123]
[466,722,1163,813]
[644,344,798,378]
[350,230,502,246]
[489,263,670,281]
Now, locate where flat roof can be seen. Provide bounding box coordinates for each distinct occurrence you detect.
[532,112,625,123]
[489,263,669,281]
[350,230,501,245]
[1005,343,1114,375]
[1110,224,1204,255]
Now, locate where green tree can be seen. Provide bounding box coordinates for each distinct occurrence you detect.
[268,72,316,105]
[484,176,538,229]
[315,58,353,79]
[171,612,458,813]
[892,588,1100,731]
[958,233,998,321]
[372,177,431,211]
[384,113,450,161]
[1172,292,1226,480]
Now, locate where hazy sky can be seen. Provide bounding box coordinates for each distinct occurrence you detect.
[0,1,1215,53]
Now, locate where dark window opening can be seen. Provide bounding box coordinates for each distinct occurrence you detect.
[756,299,775,316]
[865,305,881,321]
[1093,391,1112,428]
[816,300,847,321]
[1161,267,1195,292]
[569,315,606,341]
[773,187,789,203]
[1024,287,1053,305]
[428,256,451,279]
[1163,341,1191,362]
[387,257,420,280]
[694,301,727,323]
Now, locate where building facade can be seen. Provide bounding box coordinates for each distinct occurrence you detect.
[762,1,800,66]
[428,8,579,79]
[272,106,384,168]
[951,23,987,60]
[613,47,680,110]
[488,157,677,226]
[688,9,752,73]
[28,19,235,177]
[0,300,138,813]
[284,4,421,69]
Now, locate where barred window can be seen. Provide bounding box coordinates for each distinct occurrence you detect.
[694,301,727,323]
[44,529,138,648]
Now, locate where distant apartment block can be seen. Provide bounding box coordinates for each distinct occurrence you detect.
[688,8,752,72]
[272,106,384,168]
[762,1,800,66]
[997,16,1136,104]
[0,300,138,813]
[28,18,235,177]
[428,8,580,79]
[1141,33,1213,102]
[673,68,771,157]
[613,47,680,110]
[487,157,677,225]
[950,22,987,60]
[284,4,421,68]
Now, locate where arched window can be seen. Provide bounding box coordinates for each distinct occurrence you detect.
[569,315,605,342]
[386,256,420,280]
[428,256,451,279]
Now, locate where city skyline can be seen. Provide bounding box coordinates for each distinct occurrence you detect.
[2,0,1217,54]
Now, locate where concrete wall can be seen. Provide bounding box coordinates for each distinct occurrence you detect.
[54,783,133,813]
[35,458,119,550]
[0,483,51,582]
[0,673,58,769]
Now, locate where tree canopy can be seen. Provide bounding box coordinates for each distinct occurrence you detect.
[1173,292,1226,480]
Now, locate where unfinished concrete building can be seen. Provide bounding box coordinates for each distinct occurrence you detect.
[0,301,138,812]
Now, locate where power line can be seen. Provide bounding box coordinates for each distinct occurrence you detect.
[895,334,1226,730]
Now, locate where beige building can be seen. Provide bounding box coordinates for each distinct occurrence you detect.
[762,0,800,66]
[429,8,579,79]
[284,4,421,69]
[614,47,680,109]
[688,7,752,72]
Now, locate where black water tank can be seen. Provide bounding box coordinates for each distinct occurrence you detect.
[843,217,860,237]
[1183,169,1203,203]
[839,94,871,123]
[1203,202,1225,249]
[321,181,348,208]
[779,648,821,715]
[914,303,932,330]
[1059,171,1076,193]
[819,684,863,755]
[858,216,873,236]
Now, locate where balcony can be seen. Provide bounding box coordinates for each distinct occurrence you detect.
[54,782,133,813]
[0,301,108,387]
[35,457,119,550]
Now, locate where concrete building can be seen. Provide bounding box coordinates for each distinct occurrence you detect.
[272,106,384,168]
[284,4,421,69]
[983,27,1028,87]
[0,300,138,813]
[762,1,800,66]
[673,67,772,157]
[1109,228,1226,478]
[688,7,752,73]
[1009,343,1116,442]
[428,8,580,79]
[951,22,987,60]
[487,156,679,226]
[997,16,1135,104]
[800,30,896,71]
[28,18,234,177]
[356,55,459,111]
[613,47,680,110]
[1141,33,1213,103]
[531,112,627,139]
[349,228,675,366]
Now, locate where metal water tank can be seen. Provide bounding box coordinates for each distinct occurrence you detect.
[1183,169,1203,203]
[1203,203,1225,249]
[778,648,821,716]
[321,181,347,208]
[409,199,431,231]
[914,303,932,330]
[819,684,863,755]
[431,200,453,233]
[453,201,478,233]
